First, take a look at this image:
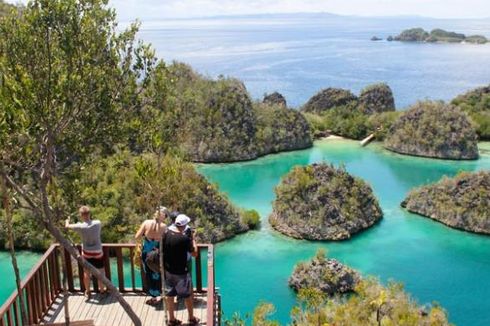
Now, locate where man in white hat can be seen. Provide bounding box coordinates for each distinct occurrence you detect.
[162,214,199,325]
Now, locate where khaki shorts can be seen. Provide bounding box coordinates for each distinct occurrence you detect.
[164,271,192,298]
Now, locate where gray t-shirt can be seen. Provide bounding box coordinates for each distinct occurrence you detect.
[71,220,102,252]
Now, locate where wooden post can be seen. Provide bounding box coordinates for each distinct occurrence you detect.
[195,248,202,293]
[59,246,70,325]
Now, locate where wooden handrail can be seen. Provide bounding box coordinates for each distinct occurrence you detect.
[0,243,219,326]
[0,244,61,326]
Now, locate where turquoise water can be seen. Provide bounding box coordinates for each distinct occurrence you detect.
[0,251,42,303]
[198,140,490,326]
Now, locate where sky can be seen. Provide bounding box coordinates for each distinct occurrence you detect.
[6,0,490,21]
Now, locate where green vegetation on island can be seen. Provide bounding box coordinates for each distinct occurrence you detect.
[269,163,383,240]
[289,249,360,295]
[255,102,312,156]
[149,63,312,163]
[402,171,490,235]
[389,27,488,44]
[303,83,399,140]
[385,101,479,160]
[451,85,490,140]
[230,252,450,326]
[0,152,250,249]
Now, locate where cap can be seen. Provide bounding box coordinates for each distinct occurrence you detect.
[175,214,191,227]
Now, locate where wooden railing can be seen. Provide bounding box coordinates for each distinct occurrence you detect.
[0,243,220,326]
[0,244,62,326]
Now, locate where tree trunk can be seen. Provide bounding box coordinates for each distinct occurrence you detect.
[0,175,28,324]
[1,167,142,326]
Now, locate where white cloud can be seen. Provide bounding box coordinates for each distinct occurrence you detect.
[5,0,490,20]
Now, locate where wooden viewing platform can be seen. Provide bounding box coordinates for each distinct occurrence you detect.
[0,244,220,326]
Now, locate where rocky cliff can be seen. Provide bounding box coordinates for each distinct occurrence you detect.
[451,84,490,140]
[263,91,287,107]
[384,101,479,160]
[358,83,396,114]
[402,171,490,235]
[301,88,358,114]
[255,103,312,155]
[269,164,383,240]
[289,250,360,295]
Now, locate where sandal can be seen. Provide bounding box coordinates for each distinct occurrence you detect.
[84,291,91,301]
[188,317,200,325]
[168,319,182,326]
[145,298,161,306]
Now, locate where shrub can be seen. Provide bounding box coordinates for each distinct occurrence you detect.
[241,209,261,230]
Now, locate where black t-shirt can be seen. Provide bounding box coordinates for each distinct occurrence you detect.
[163,230,192,275]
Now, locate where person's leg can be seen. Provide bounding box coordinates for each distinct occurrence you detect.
[184,293,194,319]
[97,268,106,292]
[165,296,176,321]
[83,269,91,296]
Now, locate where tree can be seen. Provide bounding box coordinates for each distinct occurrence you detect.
[0,0,155,324]
[0,169,28,324]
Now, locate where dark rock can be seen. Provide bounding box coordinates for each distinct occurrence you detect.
[263,91,287,107]
[402,171,490,234]
[269,163,383,240]
[301,88,358,114]
[387,35,394,41]
[358,83,396,114]
[384,101,479,160]
[371,36,382,41]
[289,250,361,295]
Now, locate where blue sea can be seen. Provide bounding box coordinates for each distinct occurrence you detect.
[138,13,490,108]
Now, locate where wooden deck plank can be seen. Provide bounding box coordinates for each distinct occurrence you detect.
[137,296,151,326]
[103,296,120,326]
[39,292,208,326]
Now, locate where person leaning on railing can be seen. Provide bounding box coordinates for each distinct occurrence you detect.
[135,206,168,306]
[65,205,107,300]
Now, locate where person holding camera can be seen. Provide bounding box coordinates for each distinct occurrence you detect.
[65,205,106,300]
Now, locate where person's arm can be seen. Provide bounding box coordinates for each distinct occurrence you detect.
[65,217,81,230]
[190,229,198,258]
[135,221,147,240]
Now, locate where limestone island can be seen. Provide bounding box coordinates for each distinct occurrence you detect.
[289,249,360,295]
[388,27,488,44]
[384,101,479,160]
[269,163,383,240]
[402,171,490,235]
[451,84,490,140]
[301,83,397,140]
[165,63,312,163]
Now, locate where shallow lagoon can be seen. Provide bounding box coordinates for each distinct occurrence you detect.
[198,139,490,326]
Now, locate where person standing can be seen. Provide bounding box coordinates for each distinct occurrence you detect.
[135,206,168,305]
[65,205,106,300]
[163,214,199,326]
